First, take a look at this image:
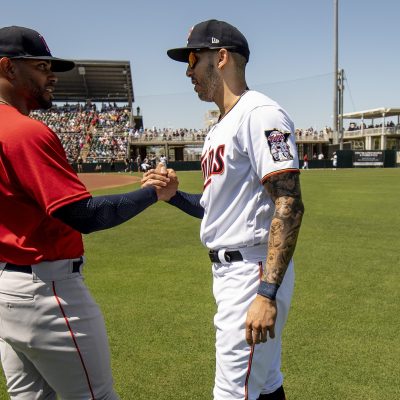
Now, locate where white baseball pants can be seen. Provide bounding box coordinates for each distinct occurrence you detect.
[212,247,294,400]
[0,258,119,400]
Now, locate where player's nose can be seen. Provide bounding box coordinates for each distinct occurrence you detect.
[48,72,58,85]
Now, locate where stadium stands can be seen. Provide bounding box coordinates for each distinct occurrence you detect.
[31,103,336,166]
[30,104,209,164]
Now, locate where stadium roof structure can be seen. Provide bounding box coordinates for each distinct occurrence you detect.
[54,60,134,106]
[342,107,400,120]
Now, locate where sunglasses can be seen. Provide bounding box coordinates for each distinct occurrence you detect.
[188,48,226,69]
[188,51,199,69]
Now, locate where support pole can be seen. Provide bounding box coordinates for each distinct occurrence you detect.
[339,69,344,150]
[333,0,339,144]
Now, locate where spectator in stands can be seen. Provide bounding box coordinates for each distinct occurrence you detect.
[159,154,168,167]
[110,157,115,172]
[302,153,309,170]
[141,157,151,172]
[124,158,131,172]
[129,158,135,172]
[149,154,157,168]
[95,164,102,172]
[332,152,337,170]
[135,154,142,172]
[77,156,83,173]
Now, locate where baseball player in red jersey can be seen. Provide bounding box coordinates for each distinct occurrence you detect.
[0,26,177,399]
[143,20,304,400]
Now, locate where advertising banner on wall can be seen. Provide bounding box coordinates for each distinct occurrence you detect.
[353,151,384,167]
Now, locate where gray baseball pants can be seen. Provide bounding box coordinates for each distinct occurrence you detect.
[0,258,119,399]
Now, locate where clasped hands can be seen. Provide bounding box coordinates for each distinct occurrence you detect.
[141,163,178,201]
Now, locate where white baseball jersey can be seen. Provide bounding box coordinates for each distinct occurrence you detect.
[200,90,299,250]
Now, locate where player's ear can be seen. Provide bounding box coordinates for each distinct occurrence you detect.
[216,49,229,70]
[0,57,17,79]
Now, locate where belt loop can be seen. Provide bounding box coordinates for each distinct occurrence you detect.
[217,249,227,264]
[71,257,84,274]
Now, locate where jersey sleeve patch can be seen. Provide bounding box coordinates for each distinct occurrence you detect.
[264,129,294,162]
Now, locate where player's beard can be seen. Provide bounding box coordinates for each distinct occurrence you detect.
[24,78,53,111]
[32,86,53,110]
[197,62,222,103]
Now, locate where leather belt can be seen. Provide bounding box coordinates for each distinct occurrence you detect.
[208,250,243,263]
[4,258,83,274]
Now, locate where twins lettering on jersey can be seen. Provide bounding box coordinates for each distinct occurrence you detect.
[265,129,293,162]
[201,145,225,189]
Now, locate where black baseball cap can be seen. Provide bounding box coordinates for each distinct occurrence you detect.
[0,26,75,72]
[167,19,250,63]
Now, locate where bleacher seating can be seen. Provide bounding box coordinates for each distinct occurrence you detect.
[31,103,331,164]
[31,103,209,163]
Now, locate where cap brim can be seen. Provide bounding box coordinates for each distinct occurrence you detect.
[167,47,203,62]
[11,56,75,72]
[167,45,242,63]
[50,58,75,72]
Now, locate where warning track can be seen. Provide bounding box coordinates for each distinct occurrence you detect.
[78,173,141,191]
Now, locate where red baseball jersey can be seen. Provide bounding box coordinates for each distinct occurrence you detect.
[0,105,91,264]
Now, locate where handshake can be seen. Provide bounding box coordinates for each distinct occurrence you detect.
[141,163,179,201]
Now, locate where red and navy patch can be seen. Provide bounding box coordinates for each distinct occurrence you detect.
[264,130,294,162]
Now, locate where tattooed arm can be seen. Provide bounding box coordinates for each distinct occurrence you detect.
[264,171,304,285]
[245,172,304,345]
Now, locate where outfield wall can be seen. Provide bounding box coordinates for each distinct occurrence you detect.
[337,150,397,168]
[72,151,398,173]
[71,161,202,173]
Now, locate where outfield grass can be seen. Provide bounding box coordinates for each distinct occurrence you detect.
[0,169,399,399]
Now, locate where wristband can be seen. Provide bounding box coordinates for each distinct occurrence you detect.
[257,281,280,301]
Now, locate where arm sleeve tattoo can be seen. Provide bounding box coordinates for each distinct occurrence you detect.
[263,171,304,286]
[53,186,157,234]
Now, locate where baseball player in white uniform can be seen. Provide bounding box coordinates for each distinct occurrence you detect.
[143,19,304,400]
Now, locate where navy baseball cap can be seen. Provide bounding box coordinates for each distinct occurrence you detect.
[167,19,250,63]
[0,26,75,72]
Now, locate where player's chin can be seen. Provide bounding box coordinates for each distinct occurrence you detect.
[38,97,53,110]
[197,92,213,103]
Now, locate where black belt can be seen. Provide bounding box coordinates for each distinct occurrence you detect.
[4,258,83,274]
[208,249,243,263]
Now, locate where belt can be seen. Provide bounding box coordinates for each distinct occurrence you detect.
[208,249,243,263]
[4,258,83,274]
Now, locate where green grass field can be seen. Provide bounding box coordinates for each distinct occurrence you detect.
[1,169,399,399]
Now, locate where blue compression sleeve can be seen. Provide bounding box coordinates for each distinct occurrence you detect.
[54,186,157,234]
[167,191,204,219]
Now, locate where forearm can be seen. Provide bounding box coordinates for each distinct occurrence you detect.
[167,190,204,219]
[263,195,304,285]
[54,186,157,234]
[257,172,304,300]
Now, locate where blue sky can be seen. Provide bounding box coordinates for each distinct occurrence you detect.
[2,0,400,130]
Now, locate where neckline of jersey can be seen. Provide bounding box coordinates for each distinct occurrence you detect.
[217,89,249,124]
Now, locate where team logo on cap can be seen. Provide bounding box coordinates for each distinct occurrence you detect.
[264,130,293,162]
[38,34,51,54]
[187,26,194,44]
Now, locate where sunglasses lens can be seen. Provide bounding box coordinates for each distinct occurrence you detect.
[188,52,197,69]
